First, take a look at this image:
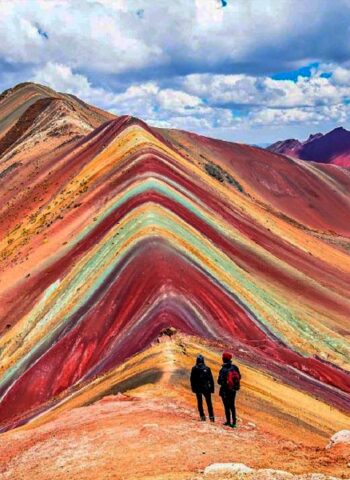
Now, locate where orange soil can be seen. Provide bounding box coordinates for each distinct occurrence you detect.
[1,394,349,480]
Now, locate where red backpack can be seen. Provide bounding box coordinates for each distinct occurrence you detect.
[227,367,241,391]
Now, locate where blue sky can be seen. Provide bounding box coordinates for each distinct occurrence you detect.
[1,0,350,144]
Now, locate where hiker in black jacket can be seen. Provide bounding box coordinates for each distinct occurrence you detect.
[218,351,241,428]
[190,354,215,422]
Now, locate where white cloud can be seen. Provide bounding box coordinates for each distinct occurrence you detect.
[33,62,93,97]
[183,71,350,109]
[1,0,350,77]
[0,0,164,74]
[157,90,202,114]
[332,68,350,86]
[111,81,238,130]
[32,62,239,132]
[31,59,350,134]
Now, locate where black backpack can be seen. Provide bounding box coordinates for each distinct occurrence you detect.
[197,366,212,391]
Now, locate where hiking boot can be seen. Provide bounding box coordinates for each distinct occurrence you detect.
[209,417,215,423]
[230,423,237,428]
[223,421,231,426]
[200,416,206,421]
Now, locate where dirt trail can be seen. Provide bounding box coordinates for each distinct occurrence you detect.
[0,394,349,480]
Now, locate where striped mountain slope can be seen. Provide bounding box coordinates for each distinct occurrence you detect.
[0,84,349,434]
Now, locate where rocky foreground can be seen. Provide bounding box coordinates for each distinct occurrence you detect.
[1,393,349,480]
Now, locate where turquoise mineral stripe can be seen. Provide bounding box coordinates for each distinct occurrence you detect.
[73,176,346,313]
[1,205,349,393]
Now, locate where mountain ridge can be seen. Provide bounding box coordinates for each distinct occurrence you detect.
[267,127,350,167]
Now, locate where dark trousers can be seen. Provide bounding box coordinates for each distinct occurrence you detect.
[221,391,236,424]
[195,392,214,418]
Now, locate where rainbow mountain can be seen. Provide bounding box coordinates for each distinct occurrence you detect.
[0,82,349,442]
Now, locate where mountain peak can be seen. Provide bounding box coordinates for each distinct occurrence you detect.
[267,127,350,166]
[0,81,115,162]
[327,126,349,136]
[306,132,323,142]
[0,81,56,103]
[332,126,347,132]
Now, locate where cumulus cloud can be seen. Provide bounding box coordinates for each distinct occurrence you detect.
[0,0,164,74]
[157,90,202,115]
[30,58,350,136]
[179,63,350,128]
[32,61,238,131]
[2,0,350,77]
[33,62,94,97]
[183,71,350,109]
[107,80,238,131]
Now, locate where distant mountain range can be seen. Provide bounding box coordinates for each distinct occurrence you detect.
[267,127,350,167]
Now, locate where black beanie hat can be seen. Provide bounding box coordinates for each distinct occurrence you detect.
[196,354,204,364]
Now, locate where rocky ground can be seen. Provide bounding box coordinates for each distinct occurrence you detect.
[1,394,349,480]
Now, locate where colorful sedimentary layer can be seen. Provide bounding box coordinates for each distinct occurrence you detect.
[0,83,349,434]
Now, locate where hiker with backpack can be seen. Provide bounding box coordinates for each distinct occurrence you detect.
[190,354,215,422]
[218,351,241,428]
